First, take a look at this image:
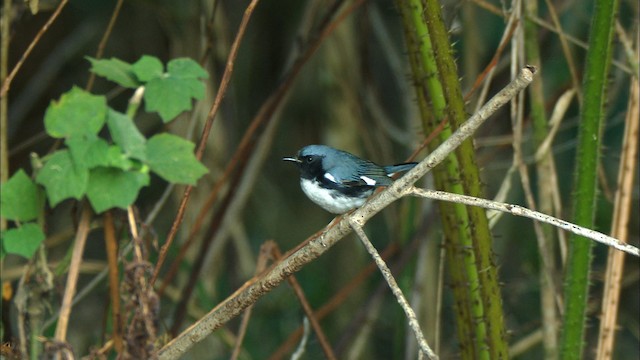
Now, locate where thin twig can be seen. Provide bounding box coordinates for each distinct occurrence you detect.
[230,242,273,360]
[595,78,639,359]
[525,15,630,73]
[53,204,92,345]
[513,0,561,311]
[168,177,241,334]
[272,244,337,360]
[481,5,522,229]
[291,317,310,360]
[534,89,575,162]
[0,0,69,97]
[543,0,582,105]
[533,89,575,262]
[405,187,640,257]
[509,328,544,357]
[156,0,362,291]
[470,9,519,113]
[103,211,123,353]
[268,243,400,359]
[151,0,262,285]
[1,0,11,200]
[169,92,287,331]
[161,0,365,332]
[0,0,9,245]
[42,182,172,330]
[468,0,631,73]
[85,0,124,90]
[349,220,438,360]
[614,20,639,78]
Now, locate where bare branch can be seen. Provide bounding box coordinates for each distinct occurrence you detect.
[349,220,438,359]
[405,187,640,257]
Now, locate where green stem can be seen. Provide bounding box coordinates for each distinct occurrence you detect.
[396,0,507,358]
[421,0,507,358]
[560,0,618,358]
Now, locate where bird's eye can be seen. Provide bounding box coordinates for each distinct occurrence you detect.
[305,156,314,163]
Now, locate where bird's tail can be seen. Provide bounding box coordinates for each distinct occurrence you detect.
[384,162,418,176]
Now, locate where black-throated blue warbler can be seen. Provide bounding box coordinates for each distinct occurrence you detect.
[283,145,418,214]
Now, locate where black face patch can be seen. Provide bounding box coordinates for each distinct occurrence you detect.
[294,153,324,180]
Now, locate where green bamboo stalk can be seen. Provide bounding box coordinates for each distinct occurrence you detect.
[421,0,508,358]
[560,0,619,357]
[396,0,507,358]
[395,1,478,357]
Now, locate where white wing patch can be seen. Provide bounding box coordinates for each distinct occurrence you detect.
[324,172,338,183]
[360,176,377,186]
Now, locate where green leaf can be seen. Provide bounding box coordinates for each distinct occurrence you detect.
[86,57,140,88]
[1,169,43,222]
[66,133,110,170]
[143,58,208,122]
[36,150,88,207]
[167,58,209,80]
[144,78,190,121]
[106,109,147,161]
[132,55,164,82]
[44,87,107,138]
[146,133,208,185]
[2,223,45,259]
[86,167,150,213]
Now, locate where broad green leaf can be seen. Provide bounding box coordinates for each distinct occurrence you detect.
[66,133,110,170]
[144,78,191,122]
[1,169,43,222]
[86,57,139,88]
[2,223,45,259]
[143,58,208,122]
[86,167,150,213]
[106,109,147,161]
[44,87,107,138]
[132,55,164,82]
[167,58,209,79]
[146,133,208,185]
[36,150,88,207]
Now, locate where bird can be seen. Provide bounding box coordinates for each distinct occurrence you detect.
[283,145,418,214]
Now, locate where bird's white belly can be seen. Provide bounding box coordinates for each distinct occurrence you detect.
[300,178,369,214]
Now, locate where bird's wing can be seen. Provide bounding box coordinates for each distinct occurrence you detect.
[383,162,418,176]
[329,161,393,187]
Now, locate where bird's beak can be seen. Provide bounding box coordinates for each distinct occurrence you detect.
[282,156,301,163]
